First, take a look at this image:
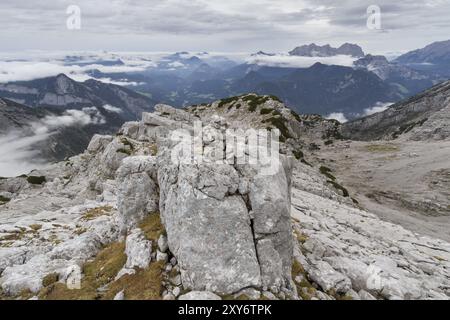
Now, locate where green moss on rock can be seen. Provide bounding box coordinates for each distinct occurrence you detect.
[26,176,46,185]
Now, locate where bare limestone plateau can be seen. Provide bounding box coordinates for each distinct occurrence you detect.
[0,94,449,300]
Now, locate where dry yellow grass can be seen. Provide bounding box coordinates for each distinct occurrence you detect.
[364,144,400,153]
[82,206,113,221]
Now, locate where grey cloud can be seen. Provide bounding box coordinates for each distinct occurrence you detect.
[0,1,449,54]
[0,107,105,177]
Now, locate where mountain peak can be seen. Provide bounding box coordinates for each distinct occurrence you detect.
[395,39,450,66]
[289,43,364,57]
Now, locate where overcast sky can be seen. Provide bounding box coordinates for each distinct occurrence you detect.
[0,0,449,54]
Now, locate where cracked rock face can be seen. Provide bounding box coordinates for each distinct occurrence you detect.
[116,156,159,232]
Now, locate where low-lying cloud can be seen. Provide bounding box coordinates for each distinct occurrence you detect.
[103,104,123,113]
[0,57,153,83]
[363,102,393,116]
[0,107,105,177]
[246,54,357,68]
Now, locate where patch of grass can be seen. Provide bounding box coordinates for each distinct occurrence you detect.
[392,118,428,138]
[434,256,447,262]
[322,126,344,140]
[82,206,113,221]
[139,213,166,245]
[268,95,282,102]
[301,158,312,167]
[120,138,135,151]
[272,109,281,116]
[0,288,35,300]
[39,241,127,300]
[364,144,399,153]
[0,227,30,242]
[291,259,317,300]
[294,229,308,244]
[39,240,164,300]
[293,150,304,160]
[290,110,301,122]
[26,176,46,185]
[149,144,158,156]
[263,117,292,140]
[74,227,87,235]
[116,148,131,156]
[260,108,273,115]
[319,166,336,181]
[337,294,353,300]
[42,273,59,287]
[0,195,11,204]
[218,96,240,108]
[242,94,275,112]
[222,294,250,300]
[83,242,127,287]
[29,224,42,232]
[103,261,165,300]
[327,180,349,197]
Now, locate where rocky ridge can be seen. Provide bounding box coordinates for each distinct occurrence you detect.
[342,80,450,141]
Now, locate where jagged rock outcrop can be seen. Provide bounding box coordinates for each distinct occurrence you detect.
[153,99,296,295]
[0,94,299,299]
[289,43,364,58]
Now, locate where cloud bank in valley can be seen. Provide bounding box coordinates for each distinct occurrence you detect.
[363,102,393,116]
[0,58,154,84]
[0,107,105,177]
[246,54,357,68]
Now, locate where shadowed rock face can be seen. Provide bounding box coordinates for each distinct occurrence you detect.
[151,101,295,294]
[0,74,156,119]
[342,80,450,141]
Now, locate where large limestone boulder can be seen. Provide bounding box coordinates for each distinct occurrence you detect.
[158,163,261,294]
[116,156,159,232]
[124,228,152,269]
[157,142,294,295]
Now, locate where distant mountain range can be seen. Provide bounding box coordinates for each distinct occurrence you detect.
[395,40,450,77]
[1,40,449,131]
[342,80,450,141]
